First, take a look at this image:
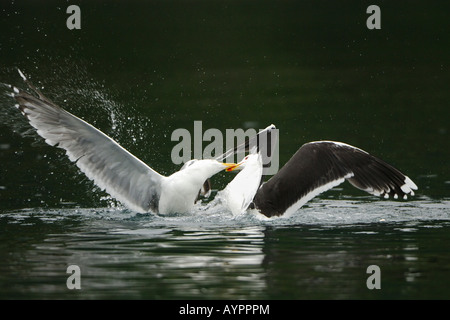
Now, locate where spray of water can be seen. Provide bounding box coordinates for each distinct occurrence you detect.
[0,62,155,209]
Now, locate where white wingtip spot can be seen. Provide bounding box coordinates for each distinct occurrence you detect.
[394,194,398,199]
[403,194,408,200]
[404,176,418,190]
[400,176,418,198]
[384,193,389,199]
[400,184,410,193]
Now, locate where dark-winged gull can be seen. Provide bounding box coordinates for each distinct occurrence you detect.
[223,126,418,218]
[10,70,238,215]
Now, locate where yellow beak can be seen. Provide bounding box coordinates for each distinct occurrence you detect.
[223,163,241,172]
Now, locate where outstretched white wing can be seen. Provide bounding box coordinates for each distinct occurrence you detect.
[13,72,164,213]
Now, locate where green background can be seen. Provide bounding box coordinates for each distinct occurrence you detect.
[0,0,449,300]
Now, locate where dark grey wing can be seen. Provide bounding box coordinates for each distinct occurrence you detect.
[253,141,418,217]
[12,72,164,213]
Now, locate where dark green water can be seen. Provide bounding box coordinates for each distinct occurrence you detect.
[0,0,449,300]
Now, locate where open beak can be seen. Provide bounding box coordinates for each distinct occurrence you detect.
[223,163,241,172]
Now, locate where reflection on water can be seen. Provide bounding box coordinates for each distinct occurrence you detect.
[0,199,449,299]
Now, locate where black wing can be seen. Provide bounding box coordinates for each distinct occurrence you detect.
[253,141,418,217]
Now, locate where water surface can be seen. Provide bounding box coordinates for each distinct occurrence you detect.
[0,0,449,300]
[1,197,449,299]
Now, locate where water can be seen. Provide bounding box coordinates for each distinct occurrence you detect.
[0,0,449,300]
[1,197,449,300]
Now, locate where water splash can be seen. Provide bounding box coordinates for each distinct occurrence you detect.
[3,197,449,230]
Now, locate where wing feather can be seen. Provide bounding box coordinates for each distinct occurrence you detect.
[253,141,417,217]
[13,75,163,213]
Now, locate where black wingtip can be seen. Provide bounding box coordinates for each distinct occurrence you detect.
[16,68,45,99]
[13,69,59,108]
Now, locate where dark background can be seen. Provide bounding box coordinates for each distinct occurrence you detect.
[1,0,449,210]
